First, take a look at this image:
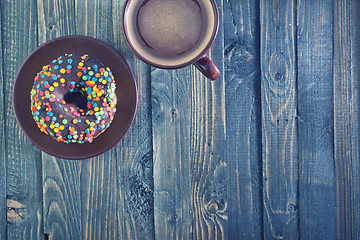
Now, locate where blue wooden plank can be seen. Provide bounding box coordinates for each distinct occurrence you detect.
[112,0,155,239]
[38,0,76,41]
[297,1,336,239]
[152,67,193,239]
[76,0,113,44]
[260,0,298,238]
[190,0,226,237]
[80,152,119,239]
[224,0,262,238]
[333,0,360,238]
[42,157,82,239]
[0,7,7,240]
[1,0,43,239]
[151,0,226,238]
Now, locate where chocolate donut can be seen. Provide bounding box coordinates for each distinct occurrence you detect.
[30,53,117,144]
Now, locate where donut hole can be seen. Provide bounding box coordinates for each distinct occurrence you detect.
[63,91,88,110]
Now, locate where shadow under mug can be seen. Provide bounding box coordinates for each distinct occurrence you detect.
[123,0,220,80]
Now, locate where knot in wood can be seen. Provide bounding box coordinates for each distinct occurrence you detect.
[7,199,26,223]
[268,52,289,89]
[224,39,256,76]
[169,213,179,224]
[47,22,56,31]
[275,72,283,81]
[287,203,296,213]
[207,201,219,214]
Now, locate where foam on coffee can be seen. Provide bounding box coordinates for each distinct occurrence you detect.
[124,0,217,67]
[138,0,202,57]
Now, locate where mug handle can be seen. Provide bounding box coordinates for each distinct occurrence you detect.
[193,55,220,80]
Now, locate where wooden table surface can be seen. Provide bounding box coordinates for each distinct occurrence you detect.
[1,0,360,239]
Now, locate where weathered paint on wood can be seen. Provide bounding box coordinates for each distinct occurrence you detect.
[113,59,154,239]
[152,0,226,238]
[113,0,155,239]
[260,0,298,238]
[76,0,113,44]
[80,152,119,240]
[0,7,7,240]
[1,0,43,239]
[333,0,360,238]
[42,157,82,239]
[224,0,263,238]
[152,67,193,239]
[297,1,336,239]
[38,0,76,41]
[190,65,227,238]
[2,0,360,239]
[191,0,226,239]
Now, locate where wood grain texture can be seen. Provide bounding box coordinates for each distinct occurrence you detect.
[191,1,226,238]
[1,0,43,239]
[190,53,226,240]
[80,152,119,240]
[38,0,76,41]
[76,0,120,239]
[333,0,360,238]
[0,7,7,240]
[224,0,262,238]
[152,0,226,238]
[4,1,360,239]
[37,1,82,239]
[297,1,336,239]
[152,68,193,240]
[76,0,113,44]
[42,157,82,239]
[260,0,298,238]
[112,1,155,239]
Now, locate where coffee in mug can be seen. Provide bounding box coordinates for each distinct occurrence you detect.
[123,0,220,80]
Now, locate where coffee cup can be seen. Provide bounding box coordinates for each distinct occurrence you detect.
[123,0,220,80]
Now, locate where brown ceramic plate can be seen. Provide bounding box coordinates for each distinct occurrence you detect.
[13,35,137,160]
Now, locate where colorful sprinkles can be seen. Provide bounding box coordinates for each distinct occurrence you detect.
[30,54,117,144]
